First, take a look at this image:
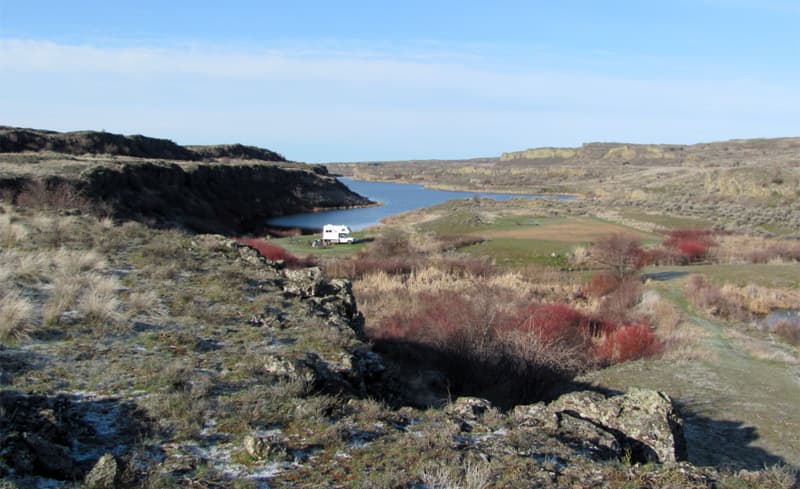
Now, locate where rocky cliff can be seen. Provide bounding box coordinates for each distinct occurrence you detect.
[0,127,372,234]
[78,161,371,233]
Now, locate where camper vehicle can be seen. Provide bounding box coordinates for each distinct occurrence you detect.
[314,224,354,246]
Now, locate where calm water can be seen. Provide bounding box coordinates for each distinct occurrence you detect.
[267,177,573,231]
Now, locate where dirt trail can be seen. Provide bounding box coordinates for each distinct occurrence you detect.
[578,287,800,469]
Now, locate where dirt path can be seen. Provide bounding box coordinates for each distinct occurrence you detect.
[578,286,800,469]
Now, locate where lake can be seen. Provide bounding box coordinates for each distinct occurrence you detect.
[267,177,573,231]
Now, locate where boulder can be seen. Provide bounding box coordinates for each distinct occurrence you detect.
[243,433,288,460]
[512,402,559,431]
[557,413,622,461]
[283,267,325,298]
[549,389,687,463]
[84,453,118,489]
[445,397,493,422]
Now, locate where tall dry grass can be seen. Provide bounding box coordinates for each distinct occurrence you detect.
[0,209,29,248]
[713,235,800,264]
[637,290,714,361]
[0,291,34,342]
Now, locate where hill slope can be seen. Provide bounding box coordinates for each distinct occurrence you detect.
[0,126,287,162]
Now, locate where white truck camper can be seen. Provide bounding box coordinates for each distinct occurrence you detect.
[315,224,354,246]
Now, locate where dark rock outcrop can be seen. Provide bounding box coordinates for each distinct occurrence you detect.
[0,127,198,160]
[515,388,687,463]
[187,143,286,162]
[0,127,288,162]
[77,161,371,234]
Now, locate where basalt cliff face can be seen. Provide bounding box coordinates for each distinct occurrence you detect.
[78,161,371,233]
[0,127,372,234]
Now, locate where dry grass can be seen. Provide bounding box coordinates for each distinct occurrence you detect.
[637,290,715,361]
[353,266,546,325]
[43,273,83,325]
[482,217,651,242]
[419,460,493,489]
[0,291,34,342]
[723,328,800,364]
[719,283,800,316]
[77,273,124,329]
[0,209,29,247]
[714,234,800,264]
[127,290,163,317]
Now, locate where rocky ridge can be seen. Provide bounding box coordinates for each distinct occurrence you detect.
[0,126,287,162]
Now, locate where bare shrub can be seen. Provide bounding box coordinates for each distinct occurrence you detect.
[369,228,413,259]
[596,278,643,323]
[590,233,647,279]
[0,291,34,342]
[773,320,800,346]
[16,179,91,211]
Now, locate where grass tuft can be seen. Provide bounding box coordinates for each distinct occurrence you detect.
[0,291,34,342]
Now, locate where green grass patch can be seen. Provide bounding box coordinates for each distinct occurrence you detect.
[417,212,561,236]
[758,222,798,236]
[461,238,572,268]
[271,231,372,257]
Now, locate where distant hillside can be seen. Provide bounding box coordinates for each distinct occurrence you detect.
[500,138,800,166]
[0,126,287,162]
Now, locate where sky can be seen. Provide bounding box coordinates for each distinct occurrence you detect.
[1,1,799,162]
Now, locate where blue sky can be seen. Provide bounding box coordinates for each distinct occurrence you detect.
[1,1,799,162]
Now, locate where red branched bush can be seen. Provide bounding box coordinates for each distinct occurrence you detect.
[584,272,621,298]
[509,303,592,343]
[663,229,717,263]
[235,238,310,268]
[594,323,662,364]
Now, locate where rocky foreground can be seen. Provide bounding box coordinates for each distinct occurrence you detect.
[1,218,794,487]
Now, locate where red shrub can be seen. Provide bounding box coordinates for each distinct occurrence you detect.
[507,303,593,348]
[594,323,662,364]
[375,291,478,343]
[584,272,621,298]
[676,240,711,261]
[663,229,717,263]
[235,238,307,268]
[351,256,415,278]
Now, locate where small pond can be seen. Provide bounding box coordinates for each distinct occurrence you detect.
[759,309,800,329]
